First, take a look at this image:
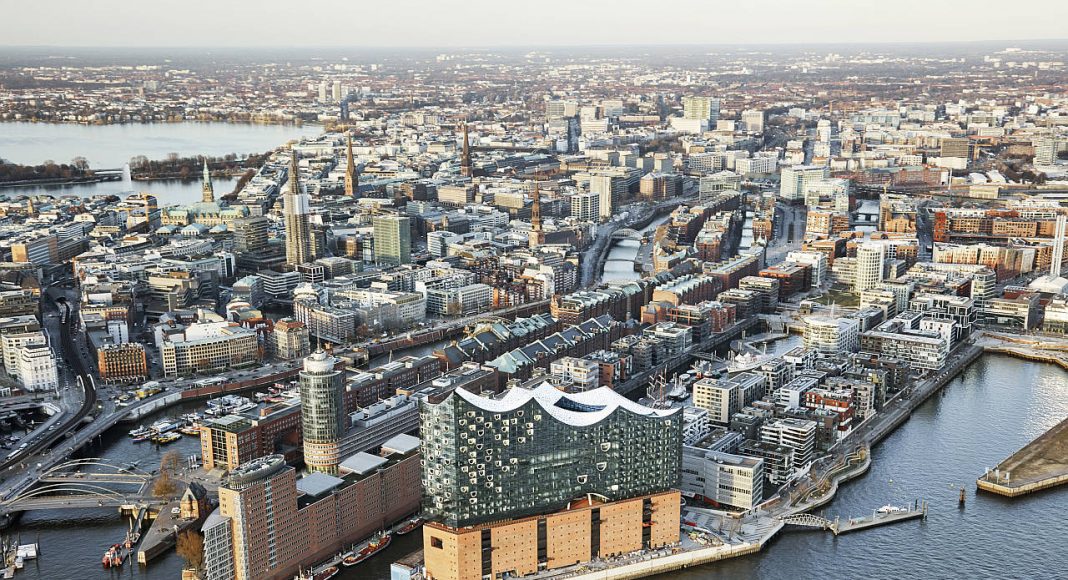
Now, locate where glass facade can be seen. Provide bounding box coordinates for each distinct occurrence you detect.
[420,386,682,528]
[299,351,344,474]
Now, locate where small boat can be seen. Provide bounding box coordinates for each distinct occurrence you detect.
[313,566,339,580]
[129,426,151,438]
[341,532,391,566]
[132,435,152,443]
[876,505,908,515]
[102,544,120,568]
[395,517,424,535]
[179,425,201,436]
[154,432,181,445]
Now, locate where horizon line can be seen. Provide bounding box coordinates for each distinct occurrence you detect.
[2,38,1068,51]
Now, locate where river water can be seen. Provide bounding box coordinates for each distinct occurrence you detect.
[0,121,318,206]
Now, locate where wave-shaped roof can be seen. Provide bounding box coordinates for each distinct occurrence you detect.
[452,383,678,427]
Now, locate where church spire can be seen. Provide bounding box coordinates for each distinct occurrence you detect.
[529,181,544,248]
[201,158,214,203]
[344,135,358,197]
[460,121,472,178]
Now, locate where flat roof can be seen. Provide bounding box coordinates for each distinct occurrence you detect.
[382,433,420,455]
[339,452,388,476]
[296,472,344,498]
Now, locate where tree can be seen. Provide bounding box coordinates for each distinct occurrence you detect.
[161,450,181,476]
[153,472,178,498]
[176,530,205,573]
[71,156,89,170]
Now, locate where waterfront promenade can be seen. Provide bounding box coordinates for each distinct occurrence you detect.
[517,337,986,580]
[977,414,1068,497]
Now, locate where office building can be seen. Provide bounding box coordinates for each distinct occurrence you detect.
[855,242,886,292]
[271,318,310,360]
[161,322,260,378]
[681,446,764,510]
[803,316,860,355]
[780,165,829,202]
[202,438,421,580]
[373,214,412,266]
[682,96,720,122]
[299,351,345,474]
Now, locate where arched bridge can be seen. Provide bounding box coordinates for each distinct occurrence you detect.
[611,228,643,241]
[0,458,159,514]
[779,513,836,531]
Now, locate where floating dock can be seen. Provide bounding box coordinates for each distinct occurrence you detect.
[977,415,1068,497]
[780,500,927,536]
[831,501,927,535]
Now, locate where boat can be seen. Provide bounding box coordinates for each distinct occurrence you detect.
[313,566,339,580]
[341,532,391,566]
[876,505,909,515]
[179,425,202,436]
[132,435,152,443]
[102,544,121,568]
[15,544,37,561]
[395,517,424,535]
[154,432,181,445]
[128,426,151,438]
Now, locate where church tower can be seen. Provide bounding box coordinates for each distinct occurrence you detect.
[529,182,545,248]
[344,135,359,197]
[460,122,472,178]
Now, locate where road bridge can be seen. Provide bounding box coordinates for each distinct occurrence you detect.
[1,458,156,515]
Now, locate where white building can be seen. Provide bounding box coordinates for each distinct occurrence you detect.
[681,448,764,510]
[780,165,830,202]
[786,251,828,289]
[804,316,860,355]
[549,357,600,391]
[15,344,58,392]
[855,242,886,293]
[761,418,817,467]
[570,191,601,222]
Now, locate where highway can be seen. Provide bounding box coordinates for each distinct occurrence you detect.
[0,293,95,474]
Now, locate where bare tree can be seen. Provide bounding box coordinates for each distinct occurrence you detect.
[176,530,205,573]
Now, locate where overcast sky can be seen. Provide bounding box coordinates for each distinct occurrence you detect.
[3,0,1067,47]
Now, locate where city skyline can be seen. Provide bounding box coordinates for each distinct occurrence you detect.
[3,0,1068,48]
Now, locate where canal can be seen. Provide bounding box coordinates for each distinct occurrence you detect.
[600,214,672,283]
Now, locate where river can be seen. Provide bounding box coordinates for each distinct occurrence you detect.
[0,121,319,206]
[8,341,1068,579]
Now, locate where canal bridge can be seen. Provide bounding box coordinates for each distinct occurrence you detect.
[611,228,643,241]
[0,458,159,515]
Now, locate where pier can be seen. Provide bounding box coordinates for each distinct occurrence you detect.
[780,501,927,536]
[977,414,1068,498]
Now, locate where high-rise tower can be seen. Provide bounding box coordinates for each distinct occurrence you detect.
[343,135,358,197]
[460,122,472,178]
[284,152,312,267]
[299,350,344,474]
[201,159,215,203]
